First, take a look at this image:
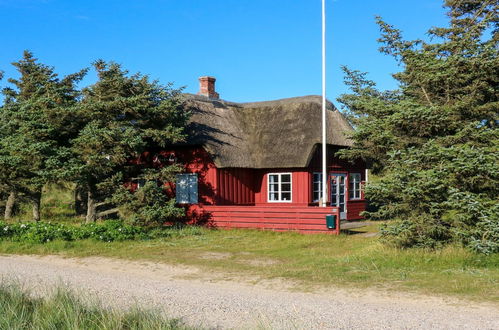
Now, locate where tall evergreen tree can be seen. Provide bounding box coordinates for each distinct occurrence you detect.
[338,0,498,253]
[72,61,188,223]
[0,51,86,221]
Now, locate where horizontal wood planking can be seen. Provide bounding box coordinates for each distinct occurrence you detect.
[347,200,366,220]
[204,206,338,212]
[191,205,340,234]
[215,222,335,230]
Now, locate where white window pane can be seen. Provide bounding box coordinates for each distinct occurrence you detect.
[312,172,323,202]
[189,174,198,204]
[176,175,189,203]
[268,173,292,202]
[269,192,279,201]
[349,173,361,200]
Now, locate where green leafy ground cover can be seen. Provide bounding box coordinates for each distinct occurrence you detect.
[0,220,146,243]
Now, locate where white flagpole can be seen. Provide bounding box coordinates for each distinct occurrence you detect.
[321,0,328,207]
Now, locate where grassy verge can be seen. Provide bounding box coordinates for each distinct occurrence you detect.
[1,222,498,303]
[3,186,497,302]
[0,282,193,330]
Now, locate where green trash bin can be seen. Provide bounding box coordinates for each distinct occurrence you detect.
[326,214,336,229]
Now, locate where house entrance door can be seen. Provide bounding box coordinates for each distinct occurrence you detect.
[330,174,347,219]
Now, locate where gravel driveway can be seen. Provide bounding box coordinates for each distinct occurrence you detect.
[0,254,497,329]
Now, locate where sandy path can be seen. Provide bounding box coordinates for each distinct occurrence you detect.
[0,254,497,329]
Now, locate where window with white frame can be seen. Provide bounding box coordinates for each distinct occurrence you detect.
[176,173,198,204]
[268,173,292,202]
[312,172,323,202]
[349,173,362,200]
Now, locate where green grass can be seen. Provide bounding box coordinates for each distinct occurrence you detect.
[10,183,81,223]
[3,186,498,303]
[0,282,193,330]
[1,223,497,303]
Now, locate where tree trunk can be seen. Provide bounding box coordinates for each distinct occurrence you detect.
[74,185,87,216]
[85,185,97,223]
[4,191,17,220]
[31,191,41,222]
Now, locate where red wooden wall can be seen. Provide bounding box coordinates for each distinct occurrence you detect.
[137,145,367,224]
[254,169,311,206]
[216,168,255,205]
[136,147,218,204]
[308,146,367,220]
[190,205,341,234]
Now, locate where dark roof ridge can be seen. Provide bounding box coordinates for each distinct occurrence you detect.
[240,95,336,111]
[183,93,337,110]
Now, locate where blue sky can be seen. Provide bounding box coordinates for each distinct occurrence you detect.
[0,0,447,104]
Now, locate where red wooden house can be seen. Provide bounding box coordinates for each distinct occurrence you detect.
[153,77,367,234]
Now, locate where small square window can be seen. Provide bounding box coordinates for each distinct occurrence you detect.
[267,173,292,202]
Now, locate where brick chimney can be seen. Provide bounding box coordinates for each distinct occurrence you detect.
[197,76,219,100]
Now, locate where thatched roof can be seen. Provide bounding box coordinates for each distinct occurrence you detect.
[183,94,354,169]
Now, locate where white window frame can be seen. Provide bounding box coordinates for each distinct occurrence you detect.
[267,173,292,203]
[312,172,323,202]
[349,173,362,200]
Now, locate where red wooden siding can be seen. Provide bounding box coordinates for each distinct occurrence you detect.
[139,147,257,206]
[346,200,365,220]
[140,145,367,232]
[308,145,367,220]
[190,205,341,234]
[136,147,218,204]
[254,170,311,206]
[216,168,255,205]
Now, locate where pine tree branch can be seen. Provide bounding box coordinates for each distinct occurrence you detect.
[420,85,434,106]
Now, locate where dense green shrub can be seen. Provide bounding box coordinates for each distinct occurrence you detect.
[379,215,453,250]
[112,180,185,226]
[337,1,498,254]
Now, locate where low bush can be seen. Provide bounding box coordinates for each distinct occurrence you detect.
[0,220,147,243]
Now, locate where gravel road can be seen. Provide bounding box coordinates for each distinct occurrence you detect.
[0,254,497,329]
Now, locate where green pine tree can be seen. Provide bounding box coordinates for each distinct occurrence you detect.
[338,0,498,253]
[0,51,86,221]
[71,60,188,223]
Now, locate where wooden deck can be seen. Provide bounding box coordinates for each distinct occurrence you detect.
[189,205,341,234]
